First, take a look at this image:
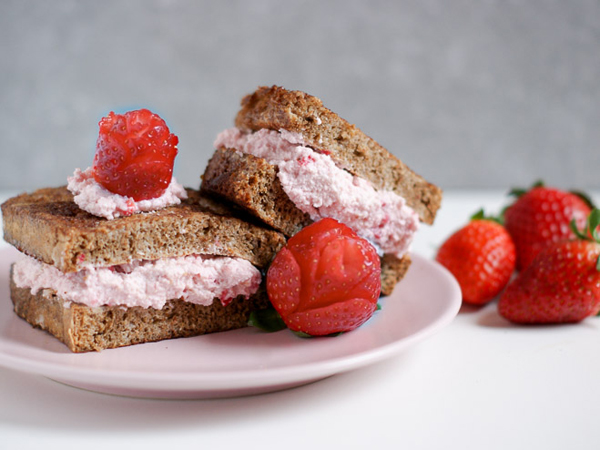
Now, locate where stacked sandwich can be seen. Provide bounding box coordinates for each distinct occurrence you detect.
[2,86,441,352]
[2,109,285,352]
[202,86,442,295]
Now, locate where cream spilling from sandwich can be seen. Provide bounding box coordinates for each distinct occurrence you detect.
[215,128,420,258]
[13,254,261,309]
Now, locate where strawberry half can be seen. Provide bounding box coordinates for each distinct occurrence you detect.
[266,218,381,336]
[436,211,516,305]
[92,109,179,201]
[498,209,600,324]
[503,183,592,271]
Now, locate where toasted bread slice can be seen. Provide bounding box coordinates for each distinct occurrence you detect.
[234,85,442,225]
[2,186,285,272]
[202,147,312,237]
[10,267,270,352]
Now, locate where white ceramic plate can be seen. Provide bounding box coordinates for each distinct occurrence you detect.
[0,247,460,399]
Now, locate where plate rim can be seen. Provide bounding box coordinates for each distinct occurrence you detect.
[0,247,461,395]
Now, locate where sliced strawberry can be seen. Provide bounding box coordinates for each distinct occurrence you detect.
[285,298,377,336]
[266,218,381,336]
[266,247,303,317]
[92,109,178,201]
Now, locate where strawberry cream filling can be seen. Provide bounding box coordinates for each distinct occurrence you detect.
[67,167,188,220]
[214,128,419,258]
[12,254,262,309]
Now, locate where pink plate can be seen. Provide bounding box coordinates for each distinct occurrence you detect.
[0,247,460,399]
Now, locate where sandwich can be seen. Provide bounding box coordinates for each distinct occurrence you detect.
[2,109,285,352]
[3,87,442,352]
[201,86,443,295]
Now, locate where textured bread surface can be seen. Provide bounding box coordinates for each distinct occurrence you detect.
[234,85,442,225]
[10,267,269,352]
[2,186,285,272]
[202,148,312,236]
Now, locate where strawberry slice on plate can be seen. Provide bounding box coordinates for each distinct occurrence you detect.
[266,218,381,336]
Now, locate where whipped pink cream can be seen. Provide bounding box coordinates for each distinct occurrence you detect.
[215,128,419,258]
[13,254,261,309]
[67,167,188,220]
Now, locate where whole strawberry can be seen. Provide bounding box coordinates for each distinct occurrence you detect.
[93,109,179,201]
[436,211,516,305]
[498,209,600,324]
[503,183,592,271]
[266,218,381,336]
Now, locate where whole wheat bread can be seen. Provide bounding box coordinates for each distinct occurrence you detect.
[233,85,442,225]
[201,86,442,295]
[2,186,285,273]
[3,187,286,352]
[202,147,312,237]
[10,267,270,352]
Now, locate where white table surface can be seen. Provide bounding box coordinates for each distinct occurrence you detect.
[1,189,599,450]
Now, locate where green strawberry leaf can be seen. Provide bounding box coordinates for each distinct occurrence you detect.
[570,218,588,240]
[588,209,600,242]
[508,180,545,198]
[470,208,503,225]
[248,307,287,332]
[570,209,600,243]
[470,209,485,220]
[293,330,313,338]
[508,188,527,198]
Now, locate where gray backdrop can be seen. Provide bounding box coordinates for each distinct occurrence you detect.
[1,0,599,193]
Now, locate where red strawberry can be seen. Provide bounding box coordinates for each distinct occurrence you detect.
[498,210,600,324]
[436,211,516,305]
[93,109,179,201]
[266,218,381,336]
[503,183,592,271]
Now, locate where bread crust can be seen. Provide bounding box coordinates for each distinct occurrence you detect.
[10,266,269,352]
[2,187,285,272]
[234,85,442,225]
